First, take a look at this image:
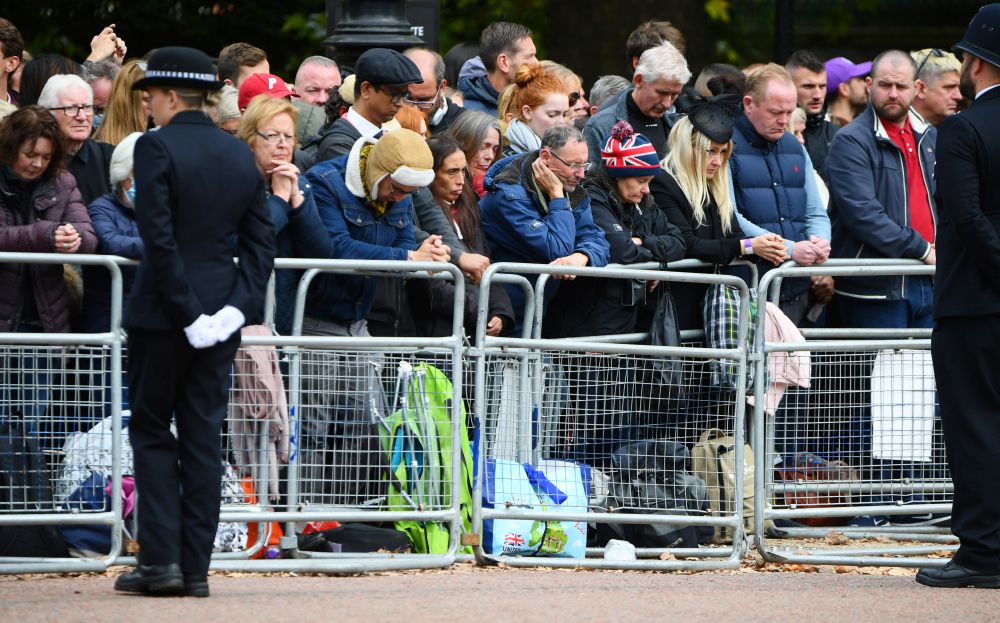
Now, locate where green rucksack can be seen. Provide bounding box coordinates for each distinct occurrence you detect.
[378,362,474,554]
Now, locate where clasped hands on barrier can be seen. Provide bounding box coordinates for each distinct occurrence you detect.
[183,306,246,349]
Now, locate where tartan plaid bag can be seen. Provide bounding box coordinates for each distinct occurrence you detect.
[702,284,756,391]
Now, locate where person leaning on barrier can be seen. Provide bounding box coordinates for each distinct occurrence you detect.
[0,105,98,334]
[79,131,144,334]
[298,129,448,504]
[238,94,333,336]
[39,73,115,205]
[479,124,610,334]
[114,47,275,598]
[410,135,514,338]
[728,63,832,325]
[826,50,937,330]
[652,98,787,332]
[546,120,684,339]
[917,3,1000,590]
[0,106,97,446]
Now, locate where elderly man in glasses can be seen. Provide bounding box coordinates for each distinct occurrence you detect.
[38,73,114,204]
[479,124,610,334]
[403,47,466,136]
[311,48,422,164]
[910,48,963,126]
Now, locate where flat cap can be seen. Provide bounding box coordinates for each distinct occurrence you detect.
[354,48,422,88]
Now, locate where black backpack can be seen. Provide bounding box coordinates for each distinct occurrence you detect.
[599,439,714,548]
[0,419,70,557]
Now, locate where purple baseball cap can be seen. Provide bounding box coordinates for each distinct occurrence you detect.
[825,57,872,94]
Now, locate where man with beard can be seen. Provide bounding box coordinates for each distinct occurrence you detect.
[826,50,937,329]
[917,3,1000,589]
[825,56,871,127]
[786,50,840,181]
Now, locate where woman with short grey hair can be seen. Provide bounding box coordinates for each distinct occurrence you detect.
[80,131,144,333]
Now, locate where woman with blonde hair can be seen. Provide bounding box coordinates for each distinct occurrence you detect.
[540,60,589,121]
[238,94,332,334]
[93,59,150,145]
[652,99,786,328]
[504,65,569,155]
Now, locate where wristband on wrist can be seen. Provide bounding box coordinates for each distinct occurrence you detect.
[743,238,755,255]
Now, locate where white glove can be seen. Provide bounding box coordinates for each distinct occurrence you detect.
[211,305,246,342]
[184,314,220,349]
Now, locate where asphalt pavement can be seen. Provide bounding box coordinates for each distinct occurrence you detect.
[2,561,999,623]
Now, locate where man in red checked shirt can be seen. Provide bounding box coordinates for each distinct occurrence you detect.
[826,49,937,330]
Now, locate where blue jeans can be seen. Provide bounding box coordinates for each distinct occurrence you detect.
[836,276,935,330]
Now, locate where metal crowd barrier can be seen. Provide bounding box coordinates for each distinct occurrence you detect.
[206,258,468,573]
[0,252,125,574]
[752,259,954,568]
[469,261,753,571]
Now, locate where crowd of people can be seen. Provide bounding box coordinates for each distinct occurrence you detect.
[0,17,965,342]
[1,6,999,593]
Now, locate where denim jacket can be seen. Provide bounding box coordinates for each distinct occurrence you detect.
[304,152,416,323]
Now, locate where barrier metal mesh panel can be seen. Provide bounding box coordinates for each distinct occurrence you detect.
[480,347,741,520]
[294,348,458,512]
[1,345,116,514]
[766,348,950,520]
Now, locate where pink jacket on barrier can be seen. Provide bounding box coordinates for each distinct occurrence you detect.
[748,302,811,416]
[229,324,290,502]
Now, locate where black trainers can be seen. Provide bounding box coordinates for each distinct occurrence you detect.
[114,563,184,595]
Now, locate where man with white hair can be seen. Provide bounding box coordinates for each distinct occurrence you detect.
[293,55,341,107]
[583,43,691,165]
[39,73,114,204]
[910,48,963,126]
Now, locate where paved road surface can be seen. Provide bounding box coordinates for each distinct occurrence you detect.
[2,563,999,622]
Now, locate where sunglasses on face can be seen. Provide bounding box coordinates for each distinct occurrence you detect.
[568,91,581,106]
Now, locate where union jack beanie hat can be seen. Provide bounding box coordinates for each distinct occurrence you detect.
[601,120,661,178]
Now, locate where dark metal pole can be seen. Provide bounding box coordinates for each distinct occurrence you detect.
[774,0,794,64]
[325,0,425,73]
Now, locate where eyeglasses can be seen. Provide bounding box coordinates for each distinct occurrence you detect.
[404,86,441,110]
[915,48,945,80]
[549,150,592,172]
[568,91,581,106]
[377,86,409,104]
[256,131,294,146]
[49,104,95,117]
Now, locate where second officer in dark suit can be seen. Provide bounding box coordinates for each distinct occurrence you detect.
[113,47,275,597]
[917,4,1000,589]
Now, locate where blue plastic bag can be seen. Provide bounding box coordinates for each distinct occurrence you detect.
[482,459,589,558]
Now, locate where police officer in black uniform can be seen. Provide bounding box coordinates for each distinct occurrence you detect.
[917,4,1000,589]
[114,47,275,597]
